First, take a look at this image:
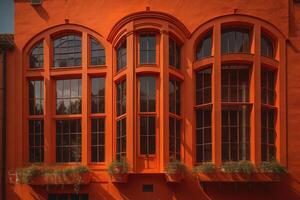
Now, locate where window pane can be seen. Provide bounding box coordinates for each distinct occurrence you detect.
[196,68,211,105]
[169,117,181,160]
[53,35,82,67]
[221,28,250,54]
[169,79,180,115]
[261,108,276,161]
[196,31,212,59]
[91,77,105,113]
[261,33,274,58]
[116,118,126,160]
[140,76,156,112]
[261,69,276,105]
[91,118,105,162]
[29,120,44,162]
[140,34,156,64]
[29,80,44,115]
[90,37,105,65]
[117,39,127,71]
[117,79,126,116]
[169,38,181,68]
[30,41,44,68]
[140,116,156,155]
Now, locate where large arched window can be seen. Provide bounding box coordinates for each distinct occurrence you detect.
[29,41,44,69]
[53,34,82,67]
[261,33,275,58]
[221,28,250,54]
[196,31,212,60]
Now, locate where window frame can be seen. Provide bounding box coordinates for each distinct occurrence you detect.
[116,38,127,72]
[261,32,276,59]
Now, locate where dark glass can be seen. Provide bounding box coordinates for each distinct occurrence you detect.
[221,106,250,161]
[196,108,212,162]
[116,118,126,160]
[221,65,249,102]
[56,79,82,114]
[261,69,276,105]
[261,108,276,161]
[91,77,105,113]
[169,79,180,115]
[90,37,105,65]
[221,28,250,54]
[140,116,156,155]
[117,79,126,116]
[196,31,212,59]
[30,41,44,68]
[169,117,181,160]
[91,118,105,162]
[261,33,274,58]
[29,120,44,162]
[53,35,82,67]
[169,37,181,68]
[56,119,82,162]
[29,80,44,115]
[117,39,127,71]
[196,68,211,105]
[140,34,156,64]
[140,76,156,112]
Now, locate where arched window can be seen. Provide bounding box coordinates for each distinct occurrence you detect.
[90,37,105,66]
[221,28,250,54]
[117,39,127,72]
[196,31,212,60]
[53,34,82,68]
[30,41,44,69]
[261,33,275,58]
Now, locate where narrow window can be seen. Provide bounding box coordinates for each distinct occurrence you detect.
[117,39,127,72]
[261,69,276,105]
[196,31,212,60]
[30,41,44,68]
[29,80,44,115]
[56,119,82,162]
[56,79,82,115]
[169,117,181,160]
[261,108,276,161]
[221,28,250,54]
[261,33,275,58]
[196,68,212,105]
[169,37,181,69]
[91,77,105,113]
[90,37,105,65]
[53,34,82,67]
[116,118,126,160]
[169,79,180,115]
[140,34,156,64]
[29,120,44,162]
[91,118,105,162]
[139,76,156,155]
[117,79,126,116]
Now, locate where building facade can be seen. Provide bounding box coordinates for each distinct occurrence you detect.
[3,0,300,199]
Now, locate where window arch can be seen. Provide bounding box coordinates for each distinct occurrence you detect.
[53,34,82,68]
[261,33,275,58]
[29,41,44,69]
[90,37,105,66]
[221,27,251,54]
[196,31,212,60]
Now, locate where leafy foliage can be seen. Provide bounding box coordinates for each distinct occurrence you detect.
[259,161,287,174]
[192,162,216,174]
[165,159,185,175]
[221,161,255,174]
[108,157,129,175]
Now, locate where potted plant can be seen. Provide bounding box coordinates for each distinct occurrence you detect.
[165,159,185,183]
[221,161,255,181]
[258,160,287,181]
[192,162,217,181]
[108,157,129,183]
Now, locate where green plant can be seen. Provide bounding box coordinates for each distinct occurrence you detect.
[259,161,287,174]
[221,161,255,174]
[16,165,42,184]
[192,162,216,174]
[108,157,129,175]
[165,159,185,175]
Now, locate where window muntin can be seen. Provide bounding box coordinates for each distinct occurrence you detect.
[91,118,105,162]
[140,76,156,112]
[140,116,156,155]
[169,79,180,115]
[221,65,250,103]
[261,69,276,105]
[169,117,181,160]
[196,68,212,105]
[56,79,82,115]
[56,119,82,162]
[196,108,212,163]
[261,108,276,161]
[221,106,250,161]
[29,80,44,115]
[261,33,275,58]
[91,77,105,114]
[117,79,126,116]
[169,37,181,69]
[221,28,250,54]
[53,34,82,68]
[117,39,127,71]
[140,34,156,64]
[196,31,212,60]
[116,118,126,160]
[90,37,105,66]
[49,193,88,200]
[30,42,44,69]
[29,120,44,162]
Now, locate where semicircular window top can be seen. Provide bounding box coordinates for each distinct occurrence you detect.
[196,31,212,60]
[90,37,105,66]
[53,34,82,68]
[261,33,275,59]
[30,41,44,69]
[221,28,251,54]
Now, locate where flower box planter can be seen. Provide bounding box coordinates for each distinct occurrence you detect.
[110,173,128,183]
[197,172,285,182]
[28,172,91,185]
[165,173,183,183]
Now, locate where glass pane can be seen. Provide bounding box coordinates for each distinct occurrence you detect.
[90,37,105,65]
[30,42,44,68]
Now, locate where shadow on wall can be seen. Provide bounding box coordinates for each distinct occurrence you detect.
[33,5,49,22]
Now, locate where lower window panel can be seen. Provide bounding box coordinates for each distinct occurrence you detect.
[140,116,156,155]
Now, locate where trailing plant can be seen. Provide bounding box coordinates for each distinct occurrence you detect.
[259,161,287,174]
[16,165,42,184]
[221,161,255,174]
[165,159,185,175]
[108,157,129,175]
[192,162,216,174]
